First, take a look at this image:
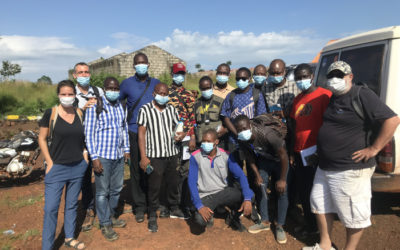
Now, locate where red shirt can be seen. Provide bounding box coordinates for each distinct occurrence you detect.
[290,87,332,152]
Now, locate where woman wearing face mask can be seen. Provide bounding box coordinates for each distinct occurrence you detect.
[38,80,88,250]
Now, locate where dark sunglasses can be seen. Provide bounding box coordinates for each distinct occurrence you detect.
[327,70,345,79]
[236,77,248,81]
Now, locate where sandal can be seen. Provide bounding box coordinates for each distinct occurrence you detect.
[64,238,86,249]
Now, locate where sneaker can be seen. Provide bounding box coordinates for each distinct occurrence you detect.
[170,208,186,219]
[302,243,335,250]
[111,217,127,228]
[226,211,246,232]
[100,225,119,241]
[248,222,270,234]
[148,217,158,233]
[135,211,145,223]
[159,209,170,218]
[81,209,95,232]
[276,225,287,244]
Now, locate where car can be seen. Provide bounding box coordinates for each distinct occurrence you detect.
[314,26,400,192]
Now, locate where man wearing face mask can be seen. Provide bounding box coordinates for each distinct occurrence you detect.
[213,63,235,99]
[233,114,289,244]
[84,77,130,241]
[289,63,331,238]
[303,61,400,250]
[220,67,267,152]
[137,82,184,232]
[264,59,300,122]
[119,53,160,223]
[190,76,227,151]
[188,129,253,232]
[72,62,104,232]
[252,64,268,90]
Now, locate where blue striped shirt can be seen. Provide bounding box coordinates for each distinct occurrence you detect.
[85,96,130,160]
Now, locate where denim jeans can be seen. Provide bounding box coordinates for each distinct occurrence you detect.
[42,159,88,250]
[95,157,124,226]
[257,158,288,226]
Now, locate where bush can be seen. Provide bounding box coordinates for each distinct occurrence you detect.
[0,94,20,114]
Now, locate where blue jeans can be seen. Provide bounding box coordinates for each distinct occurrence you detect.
[257,159,288,226]
[42,159,88,250]
[95,157,124,226]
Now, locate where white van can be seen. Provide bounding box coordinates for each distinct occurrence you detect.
[314,26,400,192]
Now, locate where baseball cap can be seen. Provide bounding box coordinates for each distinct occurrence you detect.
[326,61,352,75]
[172,63,186,74]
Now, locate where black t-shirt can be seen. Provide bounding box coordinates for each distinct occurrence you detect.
[317,86,396,171]
[39,108,85,165]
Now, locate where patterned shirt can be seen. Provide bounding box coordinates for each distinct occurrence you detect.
[137,101,180,158]
[84,96,130,160]
[213,84,235,100]
[168,86,196,136]
[264,79,301,117]
[75,85,104,109]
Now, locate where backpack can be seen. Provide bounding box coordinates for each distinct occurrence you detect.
[350,83,380,146]
[73,85,105,118]
[251,113,287,139]
[229,86,268,117]
[47,106,84,144]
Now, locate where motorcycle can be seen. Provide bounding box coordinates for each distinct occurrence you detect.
[0,130,41,179]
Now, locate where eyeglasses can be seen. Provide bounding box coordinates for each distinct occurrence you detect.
[236,77,248,81]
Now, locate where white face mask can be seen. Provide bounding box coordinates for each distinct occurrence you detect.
[59,96,75,107]
[327,77,348,95]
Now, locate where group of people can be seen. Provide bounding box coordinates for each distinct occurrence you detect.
[38,52,400,250]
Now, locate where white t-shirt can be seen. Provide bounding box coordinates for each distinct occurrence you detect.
[75,85,104,109]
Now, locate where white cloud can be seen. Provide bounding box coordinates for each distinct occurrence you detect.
[154,29,326,71]
[97,32,151,57]
[0,35,96,82]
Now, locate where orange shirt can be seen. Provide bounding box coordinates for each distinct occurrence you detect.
[290,87,332,152]
[213,84,235,100]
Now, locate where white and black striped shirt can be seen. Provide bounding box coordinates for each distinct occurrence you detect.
[137,101,179,158]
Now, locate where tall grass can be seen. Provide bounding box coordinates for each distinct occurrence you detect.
[0,81,57,115]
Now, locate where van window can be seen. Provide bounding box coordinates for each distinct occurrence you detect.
[316,53,339,87]
[340,44,385,95]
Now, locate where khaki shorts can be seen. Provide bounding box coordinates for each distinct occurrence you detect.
[310,166,375,229]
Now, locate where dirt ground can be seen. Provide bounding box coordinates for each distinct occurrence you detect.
[1,121,400,250]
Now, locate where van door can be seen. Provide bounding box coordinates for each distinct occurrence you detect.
[315,52,339,86]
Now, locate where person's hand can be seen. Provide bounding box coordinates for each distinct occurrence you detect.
[189,138,196,152]
[217,126,228,138]
[289,155,295,166]
[255,174,263,187]
[124,153,130,163]
[45,160,54,174]
[352,146,379,163]
[238,200,252,217]
[140,156,151,171]
[275,179,286,194]
[93,159,103,174]
[174,132,186,142]
[83,98,97,111]
[198,206,213,222]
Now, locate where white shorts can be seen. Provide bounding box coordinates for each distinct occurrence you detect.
[310,166,375,229]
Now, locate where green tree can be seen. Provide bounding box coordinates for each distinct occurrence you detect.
[37,75,52,85]
[226,60,232,66]
[0,60,22,81]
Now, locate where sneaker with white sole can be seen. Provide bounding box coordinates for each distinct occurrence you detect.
[276,225,287,244]
[248,222,270,234]
[302,243,335,250]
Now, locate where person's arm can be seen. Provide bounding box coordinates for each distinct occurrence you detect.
[188,156,203,209]
[38,126,52,172]
[276,146,289,194]
[223,116,237,136]
[220,94,237,135]
[122,105,130,161]
[138,125,150,170]
[288,117,296,165]
[352,116,400,162]
[246,154,263,186]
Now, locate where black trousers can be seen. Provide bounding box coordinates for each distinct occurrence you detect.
[294,153,317,230]
[193,187,242,227]
[81,160,95,211]
[148,155,180,216]
[128,131,147,213]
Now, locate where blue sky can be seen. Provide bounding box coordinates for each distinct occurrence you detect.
[1,0,399,82]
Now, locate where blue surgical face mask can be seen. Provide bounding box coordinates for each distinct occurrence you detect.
[105,91,120,102]
[238,129,252,141]
[216,75,229,84]
[173,74,185,85]
[236,79,249,90]
[201,142,214,154]
[201,89,213,99]
[295,79,312,91]
[267,75,284,84]
[77,76,90,87]
[253,75,267,85]
[154,94,169,105]
[135,64,148,76]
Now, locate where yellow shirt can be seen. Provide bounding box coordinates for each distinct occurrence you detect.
[213,84,235,100]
